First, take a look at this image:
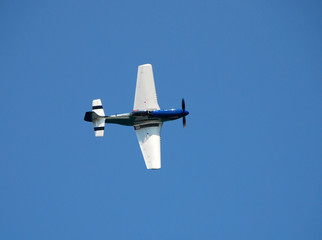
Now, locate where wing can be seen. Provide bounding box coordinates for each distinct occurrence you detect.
[135,123,162,169]
[133,64,160,111]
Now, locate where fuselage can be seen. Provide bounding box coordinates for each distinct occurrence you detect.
[104,108,189,126]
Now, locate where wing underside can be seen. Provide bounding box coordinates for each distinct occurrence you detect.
[135,123,162,169]
[133,64,160,111]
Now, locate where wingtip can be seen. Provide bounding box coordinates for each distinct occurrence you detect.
[146,164,161,170]
[139,63,152,68]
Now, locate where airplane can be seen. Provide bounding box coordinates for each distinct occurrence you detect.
[84,64,189,169]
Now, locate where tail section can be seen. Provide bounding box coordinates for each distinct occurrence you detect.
[84,99,106,137]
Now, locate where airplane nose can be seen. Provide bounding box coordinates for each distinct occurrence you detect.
[184,110,189,116]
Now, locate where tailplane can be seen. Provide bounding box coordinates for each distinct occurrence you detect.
[84,99,106,137]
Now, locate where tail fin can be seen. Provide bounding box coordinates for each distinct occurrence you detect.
[84,99,106,137]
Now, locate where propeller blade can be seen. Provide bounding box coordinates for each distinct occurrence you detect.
[182,98,187,128]
[182,98,185,111]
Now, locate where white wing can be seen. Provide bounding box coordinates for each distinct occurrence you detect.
[133,64,160,111]
[135,123,162,169]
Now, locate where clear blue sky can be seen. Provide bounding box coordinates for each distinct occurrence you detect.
[1,1,321,239]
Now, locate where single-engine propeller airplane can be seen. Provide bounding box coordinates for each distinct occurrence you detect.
[84,64,189,169]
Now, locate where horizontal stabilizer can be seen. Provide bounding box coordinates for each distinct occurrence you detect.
[83,99,105,137]
[92,99,105,116]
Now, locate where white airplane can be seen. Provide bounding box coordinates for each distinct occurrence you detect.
[84,64,189,169]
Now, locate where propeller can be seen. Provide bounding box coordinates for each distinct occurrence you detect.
[182,98,186,128]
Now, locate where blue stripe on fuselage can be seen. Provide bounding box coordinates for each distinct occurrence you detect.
[151,109,189,118]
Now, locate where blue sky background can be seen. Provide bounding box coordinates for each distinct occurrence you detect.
[0,1,321,239]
